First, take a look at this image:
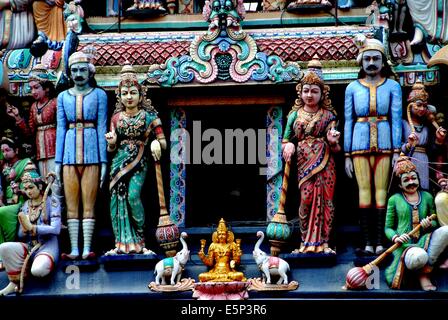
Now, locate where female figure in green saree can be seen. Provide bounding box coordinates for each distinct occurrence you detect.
[105,62,166,255]
[0,137,37,267]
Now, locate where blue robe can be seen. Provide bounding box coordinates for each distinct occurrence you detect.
[344,78,402,155]
[55,87,108,165]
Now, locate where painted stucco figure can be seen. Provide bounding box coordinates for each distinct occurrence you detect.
[401,81,446,190]
[283,57,340,254]
[0,0,35,49]
[55,50,108,260]
[0,171,61,295]
[344,35,402,256]
[105,62,166,255]
[0,138,38,268]
[198,218,245,282]
[385,156,448,291]
[6,64,61,193]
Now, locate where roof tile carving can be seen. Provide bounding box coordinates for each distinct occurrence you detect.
[78,36,359,67]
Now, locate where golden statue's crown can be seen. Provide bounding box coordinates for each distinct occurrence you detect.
[217,218,228,232]
[302,71,324,87]
[307,54,322,69]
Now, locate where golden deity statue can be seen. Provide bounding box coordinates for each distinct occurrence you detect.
[198,218,246,282]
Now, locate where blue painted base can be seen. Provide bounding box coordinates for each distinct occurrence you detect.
[100,253,159,271]
[354,255,393,268]
[59,258,100,272]
[282,252,338,268]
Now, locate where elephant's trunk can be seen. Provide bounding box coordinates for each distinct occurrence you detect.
[254,231,264,252]
[180,232,188,251]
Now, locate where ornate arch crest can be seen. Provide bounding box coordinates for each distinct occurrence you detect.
[147,0,302,86]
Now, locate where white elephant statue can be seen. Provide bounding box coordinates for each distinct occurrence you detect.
[253,231,290,284]
[154,232,190,285]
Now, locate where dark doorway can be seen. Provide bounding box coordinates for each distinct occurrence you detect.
[185,106,267,227]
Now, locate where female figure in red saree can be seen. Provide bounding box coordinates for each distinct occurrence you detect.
[282,58,341,254]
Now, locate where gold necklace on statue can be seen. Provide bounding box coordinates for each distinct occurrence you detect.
[299,108,322,136]
[299,108,320,122]
[28,200,43,224]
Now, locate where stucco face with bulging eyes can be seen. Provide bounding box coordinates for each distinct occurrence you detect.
[362,50,383,77]
[70,62,90,87]
[400,171,420,193]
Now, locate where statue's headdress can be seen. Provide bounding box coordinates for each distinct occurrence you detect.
[68,46,96,68]
[289,55,334,115]
[407,80,429,103]
[68,51,90,68]
[212,218,234,243]
[0,136,15,146]
[29,64,51,83]
[114,61,156,114]
[354,34,385,65]
[217,218,228,233]
[394,156,417,177]
[301,55,324,89]
[20,171,43,186]
[354,34,385,55]
[119,61,139,87]
[19,161,41,190]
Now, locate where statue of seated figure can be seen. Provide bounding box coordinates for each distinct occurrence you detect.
[198,218,246,282]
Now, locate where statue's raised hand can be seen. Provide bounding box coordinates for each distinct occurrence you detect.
[105,123,117,146]
[436,127,447,144]
[5,103,20,121]
[327,128,340,146]
[407,132,419,147]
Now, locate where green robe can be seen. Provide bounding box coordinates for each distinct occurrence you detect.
[384,191,437,289]
[109,110,162,253]
[0,158,34,243]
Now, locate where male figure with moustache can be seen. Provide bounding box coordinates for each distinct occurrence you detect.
[384,156,448,291]
[344,35,402,256]
[55,50,108,260]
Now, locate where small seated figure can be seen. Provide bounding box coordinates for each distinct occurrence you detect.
[198,218,246,282]
[0,171,61,295]
[385,156,448,291]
